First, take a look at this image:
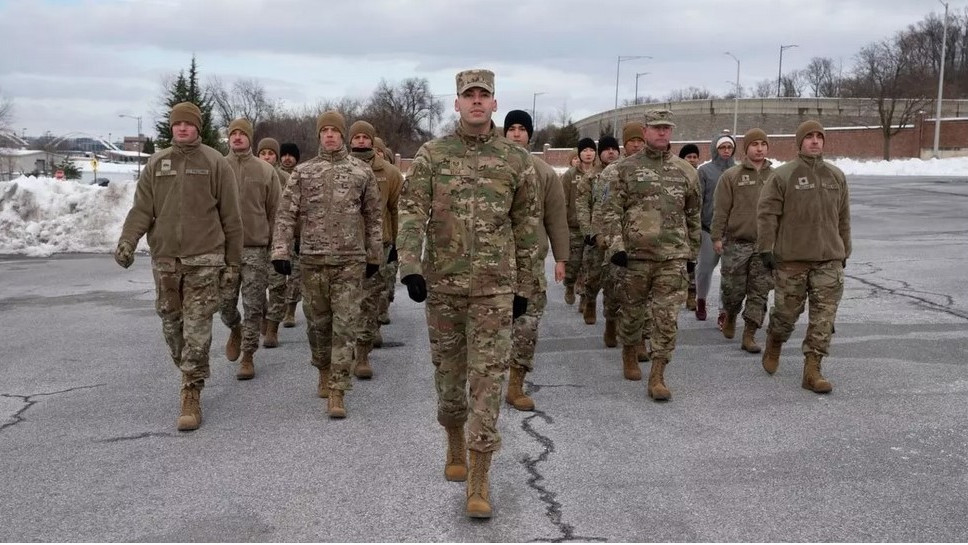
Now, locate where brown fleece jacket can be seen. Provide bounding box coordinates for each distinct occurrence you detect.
[711,158,774,243]
[120,137,243,265]
[225,150,281,247]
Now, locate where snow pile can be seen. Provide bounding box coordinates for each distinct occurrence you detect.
[0,175,142,257]
[831,156,968,176]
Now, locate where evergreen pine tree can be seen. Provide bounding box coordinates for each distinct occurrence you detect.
[154,55,223,151]
[142,137,155,154]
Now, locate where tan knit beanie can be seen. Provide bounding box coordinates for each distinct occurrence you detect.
[169,102,203,131]
[349,120,376,143]
[795,120,825,150]
[257,137,280,157]
[622,122,645,145]
[316,110,346,137]
[227,118,253,142]
[743,128,769,153]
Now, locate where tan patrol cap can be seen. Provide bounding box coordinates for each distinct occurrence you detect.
[644,109,676,128]
[456,69,495,94]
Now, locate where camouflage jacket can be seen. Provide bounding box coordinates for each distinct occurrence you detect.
[601,145,701,262]
[561,163,598,229]
[575,167,607,239]
[225,150,281,248]
[121,137,243,266]
[711,158,773,244]
[756,153,851,262]
[398,121,539,298]
[271,145,382,265]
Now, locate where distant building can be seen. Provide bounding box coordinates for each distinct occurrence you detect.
[123,135,146,153]
[0,148,69,181]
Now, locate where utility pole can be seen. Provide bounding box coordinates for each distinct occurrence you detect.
[934,1,949,159]
[777,44,798,97]
[725,52,740,136]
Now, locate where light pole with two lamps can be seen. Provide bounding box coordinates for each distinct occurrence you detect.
[614,55,651,136]
[634,72,650,105]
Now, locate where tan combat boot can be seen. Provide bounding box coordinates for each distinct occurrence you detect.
[282,303,297,328]
[802,354,833,394]
[564,285,575,305]
[237,351,255,380]
[354,342,373,379]
[583,298,597,325]
[505,366,535,411]
[741,320,761,353]
[373,328,383,349]
[317,366,330,398]
[622,344,642,381]
[647,357,672,401]
[263,320,280,348]
[636,339,651,362]
[328,389,347,418]
[444,425,467,482]
[722,313,737,339]
[176,384,202,431]
[603,318,617,347]
[762,333,783,375]
[466,450,493,518]
[225,325,242,362]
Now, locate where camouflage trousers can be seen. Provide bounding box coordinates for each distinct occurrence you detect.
[720,240,773,327]
[219,247,269,353]
[767,260,844,357]
[379,243,397,323]
[302,262,365,392]
[602,263,623,321]
[426,291,513,453]
[285,253,302,304]
[582,244,606,302]
[510,289,548,372]
[618,259,688,361]
[152,258,222,388]
[358,262,383,345]
[265,264,288,323]
[564,228,585,291]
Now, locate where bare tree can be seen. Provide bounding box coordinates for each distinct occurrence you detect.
[779,70,808,97]
[210,77,277,130]
[0,88,13,132]
[665,87,718,101]
[751,79,775,98]
[803,57,839,97]
[362,78,443,157]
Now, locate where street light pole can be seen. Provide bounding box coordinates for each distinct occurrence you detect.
[614,55,651,137]
[119,113,143,178]
[934,1,949,159]
[777,44,798,97]
[725,52,740,135]
[634,72,650,105]
[532,91,546,127]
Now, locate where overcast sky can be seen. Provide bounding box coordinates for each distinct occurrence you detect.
[0,0,948,143]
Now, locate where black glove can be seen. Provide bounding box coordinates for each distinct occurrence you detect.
[686,261,696,274]
[387,244,398,263]
[841,259,846,269]
[610,251,629,267]
[365,263,380,278]
[272,259,292,276]
[293,241,300,255]
[401,274,427,303]
[512,295,529,319]
[759,252,776,270]
[584,234,597,247]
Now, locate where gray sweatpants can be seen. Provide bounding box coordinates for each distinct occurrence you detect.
[696,230,720,300]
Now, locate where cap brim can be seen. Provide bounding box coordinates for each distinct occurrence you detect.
[457,84,494,94]
[647,121,676,128]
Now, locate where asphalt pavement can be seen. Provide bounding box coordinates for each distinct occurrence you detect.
[1,175,967,542]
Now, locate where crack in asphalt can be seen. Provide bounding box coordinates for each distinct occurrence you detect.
[0,384,105,433]
[846,264,968,321]
[519,381,607,544]
[96,431,175,443]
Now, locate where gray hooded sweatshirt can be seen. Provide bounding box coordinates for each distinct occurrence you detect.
[697,133,737,231]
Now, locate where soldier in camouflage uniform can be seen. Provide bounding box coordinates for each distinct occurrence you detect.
[374,136,399,326]
[757,120,851,394]
[349,121,403,377]
[398,69,538,518]
[279,142,302,328]
[503,109,569,412]
[219,119,281,380]
[617,122,652,362]
[576,136,620,328]
[271,110,383,418]
[678,143,701,311]
[602,109,701,400]
[711,128,775,353]
[560,138,598,309]
[115,101,243,432]
[256,137,290,348]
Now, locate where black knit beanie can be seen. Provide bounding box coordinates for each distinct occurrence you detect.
[678,143,700,159]
[280,143,300,162]
[598,135,620,155]
[578,137,596,153]
[503,110,534,140]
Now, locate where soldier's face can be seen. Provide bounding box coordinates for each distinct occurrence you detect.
[600,148,619,165]
[570,156,580,168]
[801,132,824,156]
[625,138,645,155]
[717,142,735,160]
[579,148,596,164]
[229,130,250,152]
[281,154,297,168]
[319,126,343,151]
[259,149,277,165]
[746,140,768,162]
[171,121,198,144]
[455,87,497,129]
[644,125,672,151]
[505,124,530,147]
[683,153,700,167]
[351,133,373,149]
